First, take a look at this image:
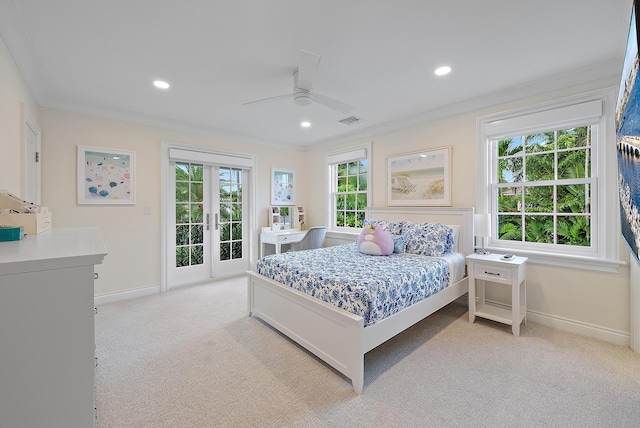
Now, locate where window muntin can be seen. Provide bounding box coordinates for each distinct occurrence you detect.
[494,127,594,249]
[328,144,371,231]
[333,159,368,228]
[219,166,243,261]
[175,162,204,267]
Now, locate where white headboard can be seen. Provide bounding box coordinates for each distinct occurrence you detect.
[365,207,475,256]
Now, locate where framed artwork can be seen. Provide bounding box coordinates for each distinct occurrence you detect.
[387,146,451,206]
[77,145,135,204]
[271,168,295,205]
[616,0,640,263]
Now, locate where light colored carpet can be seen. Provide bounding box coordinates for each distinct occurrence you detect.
[95,276,640,427]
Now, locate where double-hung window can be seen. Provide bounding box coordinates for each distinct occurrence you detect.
[477,89,620,272]
[328,143,371,232]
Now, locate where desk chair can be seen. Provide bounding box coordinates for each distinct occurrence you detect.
[289,226,327,251]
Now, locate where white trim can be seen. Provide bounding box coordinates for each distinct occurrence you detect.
[527,308,629,347]
[160,140,256,292]
[484,99,602,138]
[476,87,620,272]
[21,104,41,204]
[168,147,254,168]
[327,147,368,165]
[327,141,372,232]
[485,299,629,347]
[94,284,160,305]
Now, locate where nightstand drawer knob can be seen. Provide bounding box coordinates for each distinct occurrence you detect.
[484,271,501,276]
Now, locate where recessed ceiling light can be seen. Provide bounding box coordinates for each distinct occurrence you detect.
[434,66,451,76]
[153,80,170,89]
[301,121,311,128]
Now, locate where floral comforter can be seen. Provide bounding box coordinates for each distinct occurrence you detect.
[255,244,461,326]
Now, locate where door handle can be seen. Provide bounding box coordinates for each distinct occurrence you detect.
[215,213,219,230]
[206,213,210,231]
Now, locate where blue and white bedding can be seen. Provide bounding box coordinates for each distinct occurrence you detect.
[256,244,465,326]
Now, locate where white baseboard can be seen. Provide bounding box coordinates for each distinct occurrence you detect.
[455,296,629,347]
[526,308,630,347]
[94,284,160,306]
[482,299,630,347]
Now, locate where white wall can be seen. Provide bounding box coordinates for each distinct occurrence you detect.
[39,108,307,297]
[0,35,39,196]
[308,78,633,344]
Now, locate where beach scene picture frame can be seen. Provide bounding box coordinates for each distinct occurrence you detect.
[386,146,451,206]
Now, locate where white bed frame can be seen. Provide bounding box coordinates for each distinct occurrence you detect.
[247,207,474,394]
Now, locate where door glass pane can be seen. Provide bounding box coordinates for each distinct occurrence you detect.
[219,167,243,262]
[175,162,205,268]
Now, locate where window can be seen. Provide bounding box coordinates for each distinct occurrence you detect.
[218,167,243,261]
[477,89,620,272]
[328,143,371,231]
[496,127,592,246]
[175,162,204,267]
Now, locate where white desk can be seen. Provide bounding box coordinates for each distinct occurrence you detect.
[260,229,306,257]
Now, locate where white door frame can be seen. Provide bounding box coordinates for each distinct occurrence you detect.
[22,104,41,204]
[160,140,256,292]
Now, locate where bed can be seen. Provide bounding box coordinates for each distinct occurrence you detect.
[247,206,474,394]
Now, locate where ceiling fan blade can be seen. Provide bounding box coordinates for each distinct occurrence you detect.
[242,93,292,106]
[313,93,354,115]
[296,49,321,90]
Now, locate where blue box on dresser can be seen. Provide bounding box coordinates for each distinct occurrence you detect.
[0,225,24,241]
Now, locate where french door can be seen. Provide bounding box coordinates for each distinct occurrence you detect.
[164,146,252,288]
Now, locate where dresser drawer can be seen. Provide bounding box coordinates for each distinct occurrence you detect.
[473,264,512,284]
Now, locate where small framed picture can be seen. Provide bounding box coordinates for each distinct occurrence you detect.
[77,145,135,204]
[387,146,451,206]
[271,168,295,205]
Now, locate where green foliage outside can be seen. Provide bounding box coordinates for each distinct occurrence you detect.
[175,164,243,267]
[219,167,243,261]
[175,163,204,267]
[335,160,368,228]
[497,127,591,247]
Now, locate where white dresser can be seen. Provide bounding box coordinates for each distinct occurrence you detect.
[0,227,107,428]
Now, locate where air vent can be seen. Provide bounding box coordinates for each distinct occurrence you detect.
[338,116,361,126]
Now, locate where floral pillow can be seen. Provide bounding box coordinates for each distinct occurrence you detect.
[402,222,454,257]
[363,219,404,236]
[391,234,406,253]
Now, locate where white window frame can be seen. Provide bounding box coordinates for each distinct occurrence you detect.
[327,142,372,233]
[477,88,622,273]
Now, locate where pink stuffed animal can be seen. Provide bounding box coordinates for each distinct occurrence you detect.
[357,224,394,256]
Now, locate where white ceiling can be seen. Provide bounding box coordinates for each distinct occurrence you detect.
[0,0,633,149]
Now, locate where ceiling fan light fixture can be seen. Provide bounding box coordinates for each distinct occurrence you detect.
[293,91,313,107]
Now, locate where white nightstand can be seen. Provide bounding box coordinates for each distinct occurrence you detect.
[466,253,528,336]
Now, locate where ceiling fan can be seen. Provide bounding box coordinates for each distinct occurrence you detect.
[243,49,354,115]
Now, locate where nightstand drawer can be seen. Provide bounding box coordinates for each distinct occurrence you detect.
[473,264,512,284]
